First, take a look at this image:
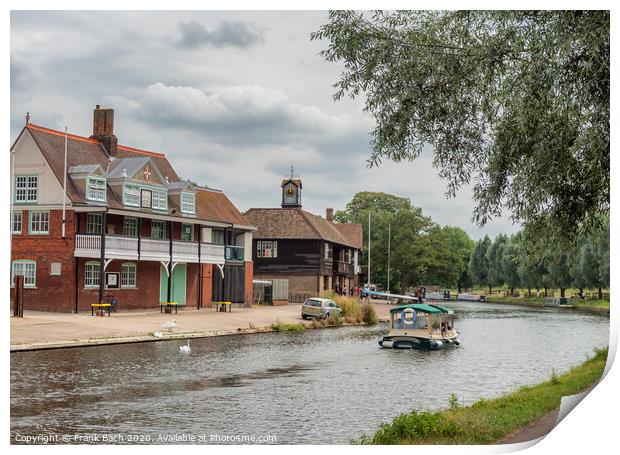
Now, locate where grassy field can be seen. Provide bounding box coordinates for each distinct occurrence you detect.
[482,295,610,310]
[357,348,608,445]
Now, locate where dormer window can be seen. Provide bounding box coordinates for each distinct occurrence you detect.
[181,192,195,214]
[123,184,140,207]
[86,177,107,202]
[152,188,168,211]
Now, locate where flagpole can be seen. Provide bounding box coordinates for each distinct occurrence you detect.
[62,126,68,239]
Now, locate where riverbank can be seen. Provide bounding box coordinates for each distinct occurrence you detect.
[358,347,608,445]
[10,303,388,352]
[484,296,610,315]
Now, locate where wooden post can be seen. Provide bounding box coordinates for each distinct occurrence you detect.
[14,275,24,317]
[167,220,173,303]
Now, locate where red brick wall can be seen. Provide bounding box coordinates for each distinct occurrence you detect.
[11,209,77,312]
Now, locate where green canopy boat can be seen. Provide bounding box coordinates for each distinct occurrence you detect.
[378,303,461,350]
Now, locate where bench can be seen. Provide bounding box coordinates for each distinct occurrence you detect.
[160,302,178,314]
[91,303,112,317]
[213,301,232,313]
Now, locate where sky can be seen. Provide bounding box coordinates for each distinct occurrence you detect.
[10,10,521,240]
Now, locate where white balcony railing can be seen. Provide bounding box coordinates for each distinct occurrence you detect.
[74,234,225,264]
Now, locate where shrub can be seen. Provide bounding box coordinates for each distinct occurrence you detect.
[269,320,305,333]
[370,411,461,444]
[361,303,378,325]
[326,312,343,326]
[448,393,459,410]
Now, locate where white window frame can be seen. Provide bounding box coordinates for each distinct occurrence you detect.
[86,213,103,234]
[11,260,36,288]
[180,192,195,214]
[11,210,22,234]
[256,240,262,258]
[84,261,101,288]
[123,184,140,207]
[14,175,38,204]
[29,210,50,235]
[151,220,166,239]
[123,217,138,237]
[121,262,137,288]
[86,176,107,202]
[261,240,277,258]
[152,189,167,211]
[181,223,193,241]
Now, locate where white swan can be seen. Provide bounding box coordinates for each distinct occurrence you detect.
[179,340,191,354]
[161,320,177,332]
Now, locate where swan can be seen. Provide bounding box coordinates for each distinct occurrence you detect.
[161,320,177,332]
[179,340,191,354]
[153,331,164,338]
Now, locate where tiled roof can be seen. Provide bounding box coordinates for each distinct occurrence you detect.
[20,123,248,227]
[243,207,363,249]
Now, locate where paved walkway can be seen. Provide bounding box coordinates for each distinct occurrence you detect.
[11,303,393,351]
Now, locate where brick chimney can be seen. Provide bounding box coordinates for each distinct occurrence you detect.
[91,105,118,155]
[326,208,334,222]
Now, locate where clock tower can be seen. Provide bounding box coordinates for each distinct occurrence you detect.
[281,165,302,208]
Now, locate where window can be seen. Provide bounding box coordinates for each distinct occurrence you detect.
[181,223,193,241]
[212,229,225,245]
[151,220,166,239]
[11,211,22,234]
[123,217,138,237]
[181,192,195,214]
[152,189,167,210]
[86,177,107,202]
[324,243,331,259]
[85,262,100,288]
[86,213,102,234]
[124,185,140,207]
[121,263,137,288]
[11,260,36,287]
[260,240,278,258]
[14,175,38,203]
[29,211,50,234]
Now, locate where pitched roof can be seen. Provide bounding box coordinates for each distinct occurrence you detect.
[243,207,363,249]
[19,123,248,227]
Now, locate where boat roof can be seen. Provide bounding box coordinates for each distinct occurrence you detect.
[389,303,454,315]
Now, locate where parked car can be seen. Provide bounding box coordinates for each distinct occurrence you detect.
[301,297,342,320]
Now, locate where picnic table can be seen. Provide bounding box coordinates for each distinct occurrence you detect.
[214,301,232,313]
[91,303,112,317]
[160,302,178,314]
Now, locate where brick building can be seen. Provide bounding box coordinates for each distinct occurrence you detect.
[10,106,255,312]
[244,175,362,300]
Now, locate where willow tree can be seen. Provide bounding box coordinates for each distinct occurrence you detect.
[312,11,609,247]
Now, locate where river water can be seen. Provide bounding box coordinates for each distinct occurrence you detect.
[11,301,609,444]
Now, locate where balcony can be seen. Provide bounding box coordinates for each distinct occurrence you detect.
[335,260,353,275]
[74,234,225,264]
[225,245,245,262]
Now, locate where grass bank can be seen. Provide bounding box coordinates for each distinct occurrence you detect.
[357,347,608,445]
[485,295,610,311]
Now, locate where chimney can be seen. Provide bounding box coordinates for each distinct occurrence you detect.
[326,208,334,222]
[91,105,117,155]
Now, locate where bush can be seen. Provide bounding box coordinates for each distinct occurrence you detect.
[361,303,378,325]
[269,320,305,333]
[326,312,343,326]
[370,411,462,444]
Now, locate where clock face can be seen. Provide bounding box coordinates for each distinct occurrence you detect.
[284,185,297,203]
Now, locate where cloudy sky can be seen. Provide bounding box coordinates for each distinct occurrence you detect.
[10,10,520,240]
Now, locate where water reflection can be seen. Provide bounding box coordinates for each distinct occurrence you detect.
[11,301,609,444]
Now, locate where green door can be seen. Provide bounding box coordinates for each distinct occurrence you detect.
[160,264,187,305]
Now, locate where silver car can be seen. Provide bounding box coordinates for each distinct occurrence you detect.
[301,297,342,320]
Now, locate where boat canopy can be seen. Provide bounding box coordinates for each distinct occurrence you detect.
[389,303,454,315]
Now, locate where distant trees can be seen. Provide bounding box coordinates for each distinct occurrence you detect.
[336,192,474,292]
[467,218,610,297]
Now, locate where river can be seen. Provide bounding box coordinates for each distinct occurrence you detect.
[10,301,609,444]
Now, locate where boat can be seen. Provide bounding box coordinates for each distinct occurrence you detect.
[456,293,486,302]
[378,303,461,350]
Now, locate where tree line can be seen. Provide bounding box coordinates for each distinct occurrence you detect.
[468,220,610,299]
[337,191,609,298]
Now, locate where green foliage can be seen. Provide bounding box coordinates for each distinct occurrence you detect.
[313,11,609,247]
[486,234,508,290]
[269,321,305,333]
[448,393,460,410]
[326,312,343,326]
[468,236,491,288]
[370,410,462,445]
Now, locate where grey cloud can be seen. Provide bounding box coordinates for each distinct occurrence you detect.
[173,20,265,49]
